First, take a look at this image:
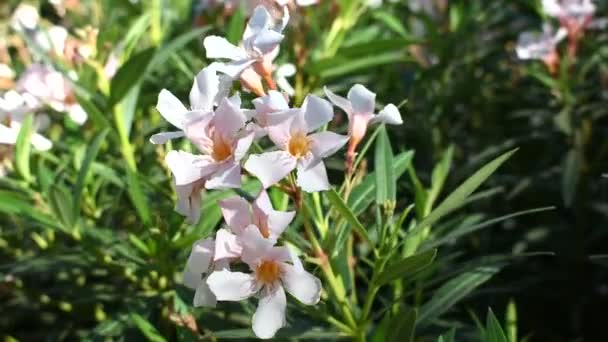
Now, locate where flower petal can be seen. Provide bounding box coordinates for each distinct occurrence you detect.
[194,278,217,307]
[30,132,53,151]
[157,89,188,129]
[280,263,321,305]
[309,131,348,159]
[252,286,287,339]
[372,103,403,125]
[244,151,296,188]
[267,210,296,239]
[166,150,216,186]
[214,98,247,137]
[215,60,257,79]
[324,86,352,116]
[240,225,275,267]
[190,66,219,112]
[149,131,185,144]
[205,162,241,189]
[186,238,215,273]
[203,36,246,61]
[347,84,376,115]
[244,5,272,39]
[215,228,243,260]
[234,131,255,162]
[297,160,330,193]
[302,94,333,132]
[219,197,253,233]
[253,90,290,117]
[266,111,299,148]
[251,29,284,55]
[206,270,258,301]
[182,268,200,290]
[68,105,87,125]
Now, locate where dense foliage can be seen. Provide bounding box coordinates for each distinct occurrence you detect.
[1,0,607,341]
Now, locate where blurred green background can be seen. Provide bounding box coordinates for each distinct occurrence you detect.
[1,0,608,340]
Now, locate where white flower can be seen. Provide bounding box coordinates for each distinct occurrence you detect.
[10,4,39,32]
[324,84,402,165]
[16,64,87,125]
[34,26,68,56]
[244,95,348,192]
[0,91,52,151]
[542,0,596,36]
[183,238,230,307]
[516,25,567,61]
[150,64,230,145]
[206,226,321,339]
[204,5,289,95]
[214,190,295,259]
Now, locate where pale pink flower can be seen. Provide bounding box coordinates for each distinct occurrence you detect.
[214,190,295,259]
[543,0,596,57]
[324,84,402,173]
[245,90,293,137]
[16,64,87,125]
[206,226,321,339]
[165,151,209,224]
[516,25,567,73]
[203,5,289,95]
[150,64,230,144]
[244,95,348,192]
[182,238,230,307]
[0,91,52,151]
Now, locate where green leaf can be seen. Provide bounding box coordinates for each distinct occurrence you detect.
[73,129,109,217]
[418,266,500,325]
[49,185,76,229]
[372,11,410,38]
[226,6,245,44]
[427,146,454,210]
[15,114,34,182]
[126,167,151,226]
[375,125,395,205]
[326,188,373,246]
[486,308,508,342]
[130,314,167,342]
[411,149,517,236]
[109,47,156,106]
[388,307,417,342]
[375,249,437,286]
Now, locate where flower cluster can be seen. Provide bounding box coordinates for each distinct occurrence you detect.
[0,3,96,155]
[150,4,402,339]
[516,0,597,72]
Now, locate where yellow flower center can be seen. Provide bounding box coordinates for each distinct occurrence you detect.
[211,135,233,162]
[256,260,281,285]
[287,132,310,158]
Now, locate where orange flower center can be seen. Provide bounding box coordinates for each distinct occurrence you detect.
[287,132,310,158]
[256,260,281,285]
[211,135,233,162]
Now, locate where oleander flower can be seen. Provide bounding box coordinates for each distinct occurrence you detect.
[150,64,231,144]
[206,226,321,339]
[0,91,52,151]
[245,90,293,137]
[182,238,230,307]
[16,64,87,125]
[244,95,348,192]
[165,151,208,224]
[516,25,567,73]
[324,84,402,173]
[542,0,596,57]
[204,5,289,95]
[10,3,39,32]
[215,190,295,259]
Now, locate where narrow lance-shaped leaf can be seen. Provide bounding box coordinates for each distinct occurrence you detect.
[326,188,373,246]
[411,149,518,236]
[418,266,500,325]
[486,308,509,342]
[375,249,437,286]
[375,125,395,206]
[73,129,109,218]
[15,114,34,182]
